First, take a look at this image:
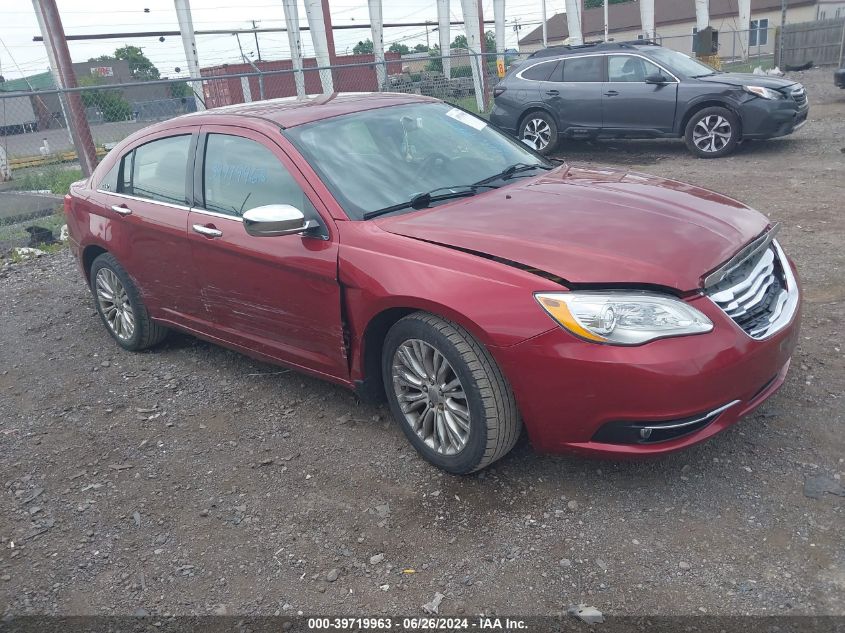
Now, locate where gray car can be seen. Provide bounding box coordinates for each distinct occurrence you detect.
[490,41,809,158]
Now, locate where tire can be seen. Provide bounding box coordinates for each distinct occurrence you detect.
[89,253,168,351]
[382,312,521,474]
[684,106,740,158]
[519,110,559,155]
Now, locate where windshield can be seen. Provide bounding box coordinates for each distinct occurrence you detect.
[646,47,718,77]
[285,102,548,219]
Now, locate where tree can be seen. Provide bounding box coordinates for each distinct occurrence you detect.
[413,43,429,53]
[77,75,132,122]
[91,45,160,81]
[451,31,496,51]
[585,0,632,8]
[388,43,410,55]
[353,39,374,55]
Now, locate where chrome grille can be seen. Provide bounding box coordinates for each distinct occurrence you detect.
[790,85,807,108]
[706,242,795,339]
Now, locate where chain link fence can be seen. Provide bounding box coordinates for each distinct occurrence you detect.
[1,52,525,186]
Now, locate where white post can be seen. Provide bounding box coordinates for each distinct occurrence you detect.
[0,145,10,182]
[603,0,609,41]
[437,0,451,78]
[459,0,485,112]
[737,0,751,60]
[541,0,548,47]
[695,0,709,32]
[31,0,73,143]
[639,0,654,40]
[173,0,205,111]
[564,0,583,45]
[282,0,306,98]
[368,0,386,89]
[303,0,334,93]
[494,0,505,70]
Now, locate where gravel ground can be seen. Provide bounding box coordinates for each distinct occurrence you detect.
[0,68,843,619]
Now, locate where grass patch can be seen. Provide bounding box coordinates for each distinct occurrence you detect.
[447,95,492,118]
[0,212,66,246]
[12,165,84,195]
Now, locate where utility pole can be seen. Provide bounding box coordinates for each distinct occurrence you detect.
[541,0,548,47]
[31,0,73,146]
[251,20,262,61]
[604,0,609,41]
[174,0,206,110]
[33,0,97,177]
[778,0,787,68]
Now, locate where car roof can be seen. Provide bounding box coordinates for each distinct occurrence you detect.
[179,91,438,128]
[528,40,661,59]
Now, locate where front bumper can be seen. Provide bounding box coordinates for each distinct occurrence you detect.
[739,97,809,139]
[490,278,801,457]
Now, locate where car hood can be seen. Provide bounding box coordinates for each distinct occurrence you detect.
[376,165,770,291]
[698,72,797,90]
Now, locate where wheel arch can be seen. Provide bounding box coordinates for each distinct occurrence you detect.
[353,300,499,403]
[82,244,109,285]
[678,99,743,137]
[517,105,557,134]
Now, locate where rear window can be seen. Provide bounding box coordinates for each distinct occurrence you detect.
[562,56,604,82]
[521,61,558,81]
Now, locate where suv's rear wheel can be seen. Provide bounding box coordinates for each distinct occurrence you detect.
[519,111,558,155]
[684,106,740,158]
[382,312,521,474]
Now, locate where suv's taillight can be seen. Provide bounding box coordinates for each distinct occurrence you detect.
[493,86,506,98]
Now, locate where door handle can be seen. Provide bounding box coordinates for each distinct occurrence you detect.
[192,224,222,238]
[111,204,132,216]
[545,89,559,96]
[604,90,619,96]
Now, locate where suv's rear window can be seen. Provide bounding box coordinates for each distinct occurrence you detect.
[562,56,604,82]
[521,61,558,81]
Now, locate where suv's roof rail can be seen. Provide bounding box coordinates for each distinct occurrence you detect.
[528,39,661,58]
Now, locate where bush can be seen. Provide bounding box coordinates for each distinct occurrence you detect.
[14,166,84,195]
[78,75,132,122]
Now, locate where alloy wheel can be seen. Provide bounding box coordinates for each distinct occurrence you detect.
[692,115,732,153]
[522,118,552,151]
[391,339,471,455]
[95,268,135,341]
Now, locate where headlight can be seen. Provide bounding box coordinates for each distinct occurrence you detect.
[743,85,783,100]
[535,291,713,345]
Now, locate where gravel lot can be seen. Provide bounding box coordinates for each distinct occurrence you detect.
[0,68,843,619]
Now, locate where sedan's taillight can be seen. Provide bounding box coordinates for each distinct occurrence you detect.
[493,86,506,98]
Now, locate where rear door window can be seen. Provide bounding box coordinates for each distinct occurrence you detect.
[128,135,191,205]
[562,56,604,82]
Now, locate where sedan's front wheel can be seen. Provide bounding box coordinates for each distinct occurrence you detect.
[382,312,521,474]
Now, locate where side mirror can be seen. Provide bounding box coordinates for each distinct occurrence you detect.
[645,73,670,85]
[242,204,317,237]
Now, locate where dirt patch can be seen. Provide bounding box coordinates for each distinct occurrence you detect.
[0,68,843,618]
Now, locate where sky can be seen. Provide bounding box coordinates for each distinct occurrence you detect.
[0,0,564,81]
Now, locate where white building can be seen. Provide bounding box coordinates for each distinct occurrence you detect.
[519,0,824,59]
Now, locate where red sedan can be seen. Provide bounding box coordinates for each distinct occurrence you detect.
[64,93,800,474]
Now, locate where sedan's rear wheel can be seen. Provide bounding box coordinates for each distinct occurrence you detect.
[519,111,558,155]
[684,106,739,158]
[382,312,521,474]
[90,253,168,351]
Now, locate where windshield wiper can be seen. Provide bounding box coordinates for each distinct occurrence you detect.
[691,72,719,78]
[473,162,553,186]
[363,184,499,220]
